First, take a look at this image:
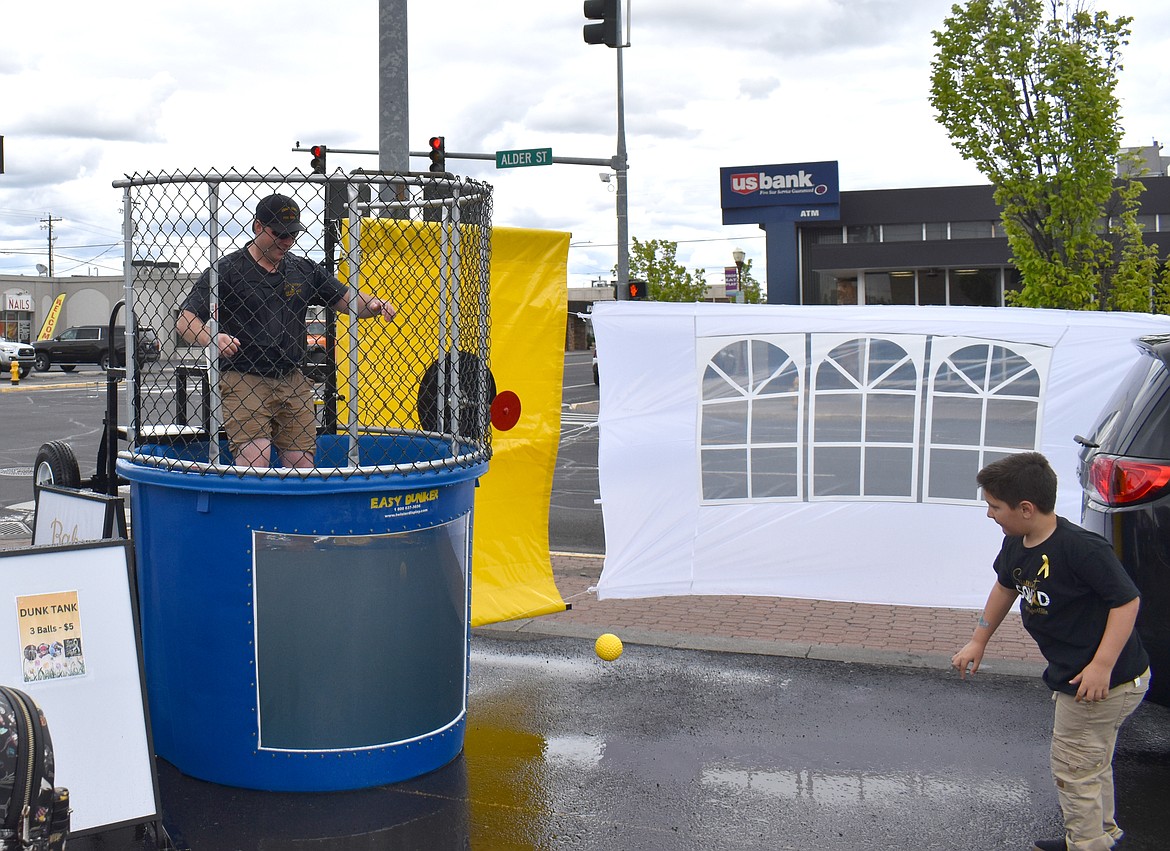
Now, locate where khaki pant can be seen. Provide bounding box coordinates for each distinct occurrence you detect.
[1050,669,1149,851]
[221,370,317,460]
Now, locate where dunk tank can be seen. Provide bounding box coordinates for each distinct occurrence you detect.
[113,170,494,791]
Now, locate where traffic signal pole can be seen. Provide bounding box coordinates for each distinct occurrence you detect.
[614,43,629,300]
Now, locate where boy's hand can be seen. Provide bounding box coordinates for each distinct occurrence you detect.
[951,641,986,679]
[1070,662,1112,702]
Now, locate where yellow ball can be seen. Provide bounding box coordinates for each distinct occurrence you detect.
[594,633,623,661]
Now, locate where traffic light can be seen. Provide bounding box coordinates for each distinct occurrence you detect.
[428,136,446,173]
[310,144,327,175]
[583,0,620,48]
[628,279,649,300]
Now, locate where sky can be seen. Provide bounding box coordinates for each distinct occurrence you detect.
[2,0,1170,289]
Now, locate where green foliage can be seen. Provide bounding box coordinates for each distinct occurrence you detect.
[930,0,1162,312]
[625,238,708,302]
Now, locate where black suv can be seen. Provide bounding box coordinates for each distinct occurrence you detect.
[1077,334,1170,705]
[34,325,161,372]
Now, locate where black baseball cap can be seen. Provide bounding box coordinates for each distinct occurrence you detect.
[255,194,305,236]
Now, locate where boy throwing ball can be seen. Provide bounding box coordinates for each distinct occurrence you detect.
[952,452,1149,851]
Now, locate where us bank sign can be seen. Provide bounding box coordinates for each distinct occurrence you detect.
[720,160,840,225]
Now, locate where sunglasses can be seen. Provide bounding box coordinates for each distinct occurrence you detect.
[267,227,298,241]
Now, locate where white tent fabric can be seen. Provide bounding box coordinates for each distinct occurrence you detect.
[592,303,1170,609]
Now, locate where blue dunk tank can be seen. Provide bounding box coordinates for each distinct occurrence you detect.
[114,171,499,790]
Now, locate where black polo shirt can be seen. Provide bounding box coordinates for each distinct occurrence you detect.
[993,517,1148,694]
[182,247,347,377]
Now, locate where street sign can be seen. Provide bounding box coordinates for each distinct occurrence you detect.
[496,148,553,169]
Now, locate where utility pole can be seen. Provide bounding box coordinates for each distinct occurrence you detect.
[583,0,631,299]
[379,0,409,174]
[40,214,60,276]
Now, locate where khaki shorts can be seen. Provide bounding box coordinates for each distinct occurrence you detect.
[221,370,317,459]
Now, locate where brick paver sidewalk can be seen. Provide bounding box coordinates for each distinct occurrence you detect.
[478,552,1045,678]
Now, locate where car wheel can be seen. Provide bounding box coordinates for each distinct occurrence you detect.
[99,353,110,371]
[34,441,82,491]
[19,365,29,379]
[34,352,50,372]
[60,365,76,373]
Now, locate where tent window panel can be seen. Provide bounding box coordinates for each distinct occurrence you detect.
[867,339,914,385]
[701,400,749,445]
[702,364,743,400]
[864,447,915,497]
[750,340,795,393]
[947,345,993,388]
[930,396,984,445]
[812,446,862,497]
[984,399,1038,449]
[708,342,751,392]
[751,396,800,443]
[751,447,801,498]
[813,394,863,442]
[865,394,917,443]
[701,449,749,500]
[928,448,982,501]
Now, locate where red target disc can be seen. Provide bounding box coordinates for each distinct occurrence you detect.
[490,390,521,431]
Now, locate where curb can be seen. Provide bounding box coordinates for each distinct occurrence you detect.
[473,617,1045,679]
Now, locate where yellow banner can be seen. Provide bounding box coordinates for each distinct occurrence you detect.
[37,293,66,341]
[339,223,569,625]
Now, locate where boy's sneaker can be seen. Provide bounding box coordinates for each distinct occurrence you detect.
[1031,840,1066,851]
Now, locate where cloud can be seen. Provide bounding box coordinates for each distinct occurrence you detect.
[11,72,176,144]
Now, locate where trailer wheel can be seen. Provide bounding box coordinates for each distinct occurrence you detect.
[34,441,82,491]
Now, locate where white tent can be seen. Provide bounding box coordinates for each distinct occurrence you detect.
[592,303,1170,609]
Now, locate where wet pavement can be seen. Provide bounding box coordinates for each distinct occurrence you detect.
[64,632,1170,850]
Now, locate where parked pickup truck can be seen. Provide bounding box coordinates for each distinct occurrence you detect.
[33,325,161,373]
[0,336,36,378]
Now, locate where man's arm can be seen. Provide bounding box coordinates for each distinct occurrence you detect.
[332,291,397,321]
[176,309,241,358]
[952,582,1019,679]
[1069,597,1141,702]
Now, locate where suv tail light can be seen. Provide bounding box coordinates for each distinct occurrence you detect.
[1089,455,1170,506]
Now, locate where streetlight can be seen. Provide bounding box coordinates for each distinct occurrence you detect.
[731,248,746,304]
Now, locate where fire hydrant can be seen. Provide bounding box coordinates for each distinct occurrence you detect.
[9,360,19,385]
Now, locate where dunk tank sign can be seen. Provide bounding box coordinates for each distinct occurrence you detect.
[720,160,840,224]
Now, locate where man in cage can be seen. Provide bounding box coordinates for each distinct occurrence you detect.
[177,193,397,469]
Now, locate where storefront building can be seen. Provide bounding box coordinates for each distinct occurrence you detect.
[2,287,34,341]
[722,162,1170,306]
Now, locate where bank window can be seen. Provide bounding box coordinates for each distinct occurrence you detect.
[949,269,998,306]
[862,272,918,305]
[920,270,946,305]
[949,221,995,239]
[847,225,880,244]
[881,223,923,242]
[808,227,844,245]
[925,222,948,241]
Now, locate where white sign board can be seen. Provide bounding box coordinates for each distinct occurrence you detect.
[33,486,126,546]
[0,541,159,834]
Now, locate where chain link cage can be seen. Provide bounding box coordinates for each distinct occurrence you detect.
[112,169,493,479]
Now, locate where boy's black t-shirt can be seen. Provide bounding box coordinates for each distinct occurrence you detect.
[994,516,1148,695]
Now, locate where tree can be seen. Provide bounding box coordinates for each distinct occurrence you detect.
[626,238,708,302]
[930,0,1161,312]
